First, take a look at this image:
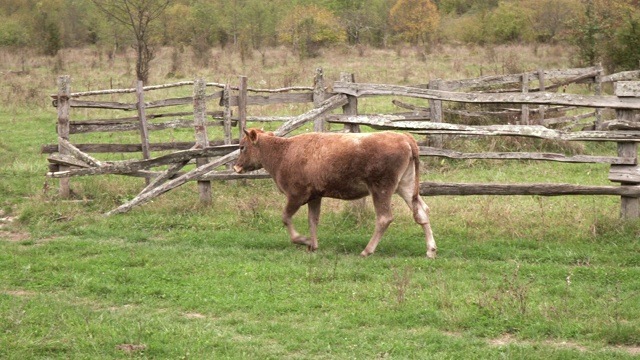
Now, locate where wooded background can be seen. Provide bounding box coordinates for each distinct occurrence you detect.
[2,0,640,79]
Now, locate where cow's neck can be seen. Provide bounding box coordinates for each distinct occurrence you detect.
[258,135,289,174]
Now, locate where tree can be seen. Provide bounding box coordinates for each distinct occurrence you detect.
[389,0,440,44]
[91,0,172,84]
[278,4,346,58]
[524,0,578,43]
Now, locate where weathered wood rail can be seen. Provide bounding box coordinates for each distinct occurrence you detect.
[43,66,640,218]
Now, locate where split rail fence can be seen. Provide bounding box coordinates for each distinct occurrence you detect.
[43,66,640,218]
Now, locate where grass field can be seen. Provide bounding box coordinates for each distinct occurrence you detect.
[1,45,639,359]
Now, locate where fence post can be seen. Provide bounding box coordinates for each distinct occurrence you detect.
[313,67,326,132]
[520,73,530,125]
[537,68,546,125]
[611,81,640,219]
[341,72,359,133]
[428,79,443,147]
[193,78,211,205]
[340,72,365,211]
[595,63,603,129]
[222,84,233,172]
[136,80,151,185]
[238,76,248,141]
[56,75,71,198]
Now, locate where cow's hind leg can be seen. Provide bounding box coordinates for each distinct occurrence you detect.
[361,189,394,257]
[306,197,322,252]
[396,170,437,258]
[283,199,313,248]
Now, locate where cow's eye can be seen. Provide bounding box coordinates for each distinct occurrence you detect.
[239,145,245,152]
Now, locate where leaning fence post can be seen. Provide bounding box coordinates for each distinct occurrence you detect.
[193,78,211,205]
[136,80,151,185]
[56,75,71,198]
[313,67,326,132]
[609,81,640,219]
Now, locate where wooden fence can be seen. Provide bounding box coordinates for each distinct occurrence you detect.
[43,66,640,218]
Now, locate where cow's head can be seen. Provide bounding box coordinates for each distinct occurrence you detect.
[233,128,272,173]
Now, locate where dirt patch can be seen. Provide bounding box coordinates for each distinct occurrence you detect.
[0,230,30,242]
[116,344,147,353]
[2,290,36,297]
[489,333,588,352]
[615,345,640,355]
[184,312,207,319]
[488,333,640,355]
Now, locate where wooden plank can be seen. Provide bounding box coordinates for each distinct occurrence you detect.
[69,112,224,126]
[328,113,640,142]
[58,137,103,167]
[70,119,233,134]
[609,165,640,182]
[333,82,640,110]
[47,145,238,178]
[68,99,136,110]
[47,154,90,168]
[41,139,237,154]
[199,169,271,181]
[228,92,313,106]
[327,113,431,124]
[65,93,222,110]
[615,81,640,97]
[420,182,640,197]
[420,146,634,164]
[602,70,640,83]
[420,67,597,91]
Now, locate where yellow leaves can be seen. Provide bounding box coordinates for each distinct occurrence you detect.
[277,4,346,46]
[389,0,440,44]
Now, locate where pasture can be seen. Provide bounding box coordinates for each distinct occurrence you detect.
[1,45,640,359]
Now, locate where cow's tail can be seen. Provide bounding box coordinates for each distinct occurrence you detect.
[403,133,422,197]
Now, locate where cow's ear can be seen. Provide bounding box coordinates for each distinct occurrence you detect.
[247,129,259,144]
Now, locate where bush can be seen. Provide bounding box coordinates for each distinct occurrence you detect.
[605,15,640,72]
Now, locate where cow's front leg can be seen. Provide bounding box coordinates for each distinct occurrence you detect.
[283,199,312,248]
[306,198,322,252]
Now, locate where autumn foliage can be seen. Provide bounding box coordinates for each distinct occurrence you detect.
[389,0,440,44]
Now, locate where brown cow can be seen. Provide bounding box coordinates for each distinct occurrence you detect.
[233,128,437,258]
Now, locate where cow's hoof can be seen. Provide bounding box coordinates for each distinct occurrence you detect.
[292,236,311,247]
[360,250,372,257]
[427,248,437,259]
[306,245,318,252]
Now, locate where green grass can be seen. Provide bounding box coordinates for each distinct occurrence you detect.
[1,45,640,359]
